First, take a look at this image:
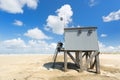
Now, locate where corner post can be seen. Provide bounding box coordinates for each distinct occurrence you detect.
[64,50,67,72]
[79,51,83,72]
[95,51,100,74]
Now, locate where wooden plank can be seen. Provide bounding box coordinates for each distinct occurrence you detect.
[79,51,83,72]
[82,52,86,58]
[75,52,80,66]
[64,51,67,72]
[52,49,58,68]
[90,58,96,69]
[89,52,93,68]
[67,52,78,65]
[87,51,98,65]
[95,52,100,74]
[86,52,89,70]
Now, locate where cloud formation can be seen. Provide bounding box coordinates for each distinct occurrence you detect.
[1,38,120,54]
[0,38,56,54]
[102,9,120,22]
[24,27,51,40]
[99,41,120,53]
[27,40,56,53]
[89,0,97,7]
[45,4,73,35]
[0,0,38,14]
[13,20,23,26]
[2,38,26,49]
[100,34,107,38]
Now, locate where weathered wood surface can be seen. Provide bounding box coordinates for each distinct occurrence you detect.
[64,51,67,72]
[52,49,58,68]
[79,51,83,72]
[67,52,78,65]
[75,52,80,66]
[53,49,100,73]
[95,52,100,74]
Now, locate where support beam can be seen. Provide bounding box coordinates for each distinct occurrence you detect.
[75,52,80,66]
[82,52,86,58]
[89,52,93,68]
[90,58,96,69]
[87,51,99,65]
[95,52,100,74]
[75,51,80,67]
[52,49,58,68]
[64,51,67,72]
[52,49,100,73]
[67,52,78,65]
[79,51,83,72]
[86,52,89,70]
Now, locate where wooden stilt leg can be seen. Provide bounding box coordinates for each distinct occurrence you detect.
[89,52,93,68]
[79,51,83,72]
[52,50,58,68]
[64,51,67,72]
[86,52,89,71]
[75,52,79,66]
[95,52,100,74]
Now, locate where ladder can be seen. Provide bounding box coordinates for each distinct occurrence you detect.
[52,42,63,68]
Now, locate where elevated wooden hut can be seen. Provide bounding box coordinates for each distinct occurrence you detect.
[53,27,100,73]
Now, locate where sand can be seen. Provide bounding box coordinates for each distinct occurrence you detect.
[0,53,120,80]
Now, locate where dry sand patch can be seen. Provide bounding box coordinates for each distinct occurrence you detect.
[0,54,120,80]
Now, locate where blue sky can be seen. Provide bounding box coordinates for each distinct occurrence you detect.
[0,0,120,54]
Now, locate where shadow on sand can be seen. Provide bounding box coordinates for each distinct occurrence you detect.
[43,62,80,72]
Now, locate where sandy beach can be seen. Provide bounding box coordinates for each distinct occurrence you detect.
[0,53,120,80]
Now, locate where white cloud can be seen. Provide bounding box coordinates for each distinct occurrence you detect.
[27,40,56,50]
[1,38,120,54]
[26,40,56,53]
[13,20,23,26]
[89,0,97,7]
[102,9,120,22]
[24,27,51,40]
[24,0,38,9]
[100,34,107,38]
[0,0,38,14]
[2,38,26,49]
[99,41,120,53]
[0,38,57,54]
[45,4,73,35]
